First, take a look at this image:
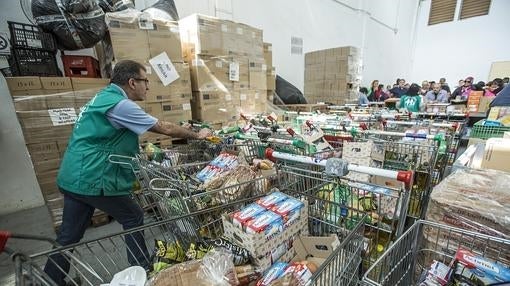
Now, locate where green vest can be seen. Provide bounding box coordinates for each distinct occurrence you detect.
[399,95,421,112]
[57,85,139,196]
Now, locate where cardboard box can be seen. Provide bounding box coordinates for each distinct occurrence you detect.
[13,96,48,111]
[26,142,60,161]
[148,20,183,62]
[467,137,486,147]
[71,78,109,91]
[249,59,267,90]
[290,235,340,267]
[109,27,150,61]
[481,138,510,172]
[40,77,73,91]
[478,96,494,113]
[5,77,43,96]
[33,158,61,173]
[263,42,272,68]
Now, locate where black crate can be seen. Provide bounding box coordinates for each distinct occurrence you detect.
[8,21,57,51]
[10,48,61,77]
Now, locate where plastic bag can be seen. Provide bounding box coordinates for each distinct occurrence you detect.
[32,0,107,50]
[103,266,146,286]
[143,0,179,21]
[197,248,239,286]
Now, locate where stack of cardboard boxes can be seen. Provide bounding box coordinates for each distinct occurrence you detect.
[264,43,276,102]
[7,76,109,230]
[304,46,362,105]
[179,14,267,124]
[106,12,192,143]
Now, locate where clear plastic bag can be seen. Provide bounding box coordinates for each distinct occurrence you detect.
[197,248,239,286]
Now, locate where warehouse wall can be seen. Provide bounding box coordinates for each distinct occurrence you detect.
[411,0,510,85]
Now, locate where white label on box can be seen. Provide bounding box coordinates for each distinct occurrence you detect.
[261,64,267,71]
[240,93,247,101]
[236,27,243,35]
[229,62,239,81]
[192,59,205,67]
[182,103,191,110]
[149,52,180,86]
[216,60,223,68]
[255,92,260,99]
[221,24,228,32]
[138,13,154,30]
[26,38,42,49]
[48,108,77,126]
[225,94,232,101]
[145,65,152,74]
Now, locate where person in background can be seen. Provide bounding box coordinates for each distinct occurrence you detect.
[397,83,423,112]
[428,81,436,91]
[420,80,430,95]
[376,84,389,101]
[503,77,509,86]
[386,84,393,91]
[367,80,379,101]
[426,83,449,103]
[485,78,505,97]
[455,79,465,90]
[358,87,369,105]
[439,77,451,94]
[390,78,408,98]
[44,60,212,285]
[451,76,473,100]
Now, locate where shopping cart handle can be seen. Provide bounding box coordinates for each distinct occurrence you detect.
[0,231,11,252]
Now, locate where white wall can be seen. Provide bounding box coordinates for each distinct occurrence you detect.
[411,0,510,85]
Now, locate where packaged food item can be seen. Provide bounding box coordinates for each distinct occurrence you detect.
[257,192,288,209]
[206,238,252,266]
[197,248,239,286]
[282,262,314,286]
[232,203,267,228]
[452,248,510,285]
[270,197,304,227]
[145,143,164,162]
[256,262,288,286]
[418,260,452,286]
[152,240,186,272]
[270,241,290,264]
[245,211,284,239]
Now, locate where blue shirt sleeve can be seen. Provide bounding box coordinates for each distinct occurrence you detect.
[106,99,158,135]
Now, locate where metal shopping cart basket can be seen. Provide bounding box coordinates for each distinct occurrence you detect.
[265,148,414,272]
[361,220,510,286]
[1,191,367,285]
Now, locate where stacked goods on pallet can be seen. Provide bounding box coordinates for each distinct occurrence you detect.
[6,77,110,231]
[264,43,276,102]
[179,14,267,125]
[304,46,362,105]
[105,11,191,144]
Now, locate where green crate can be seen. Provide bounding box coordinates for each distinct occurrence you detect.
[470,120,510,139]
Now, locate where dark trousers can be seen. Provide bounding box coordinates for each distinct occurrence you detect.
[43,190,149,285]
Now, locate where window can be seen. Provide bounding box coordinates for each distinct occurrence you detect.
[459,0,491,20]
[428,0,457,25]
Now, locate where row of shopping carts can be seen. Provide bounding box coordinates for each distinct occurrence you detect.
[3,111,508,286]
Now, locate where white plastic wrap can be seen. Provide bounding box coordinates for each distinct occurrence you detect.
[197,249,238,286]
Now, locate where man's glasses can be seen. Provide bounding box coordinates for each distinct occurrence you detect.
[465,81,471,83]
[133,78,149,85]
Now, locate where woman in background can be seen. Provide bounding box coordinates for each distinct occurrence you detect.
[367,80,379,101]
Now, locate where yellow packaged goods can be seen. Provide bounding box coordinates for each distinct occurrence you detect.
[480,138,510,172]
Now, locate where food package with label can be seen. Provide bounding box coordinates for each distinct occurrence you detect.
[270,197,305,227]
[245,211,285,239]
[232,203,267,229]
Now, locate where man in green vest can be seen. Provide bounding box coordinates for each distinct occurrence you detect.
[44,60,211,285]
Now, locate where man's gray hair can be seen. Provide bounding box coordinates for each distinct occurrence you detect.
[110,60,146,86]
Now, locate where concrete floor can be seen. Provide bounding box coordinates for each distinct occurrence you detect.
[0,206,122,285]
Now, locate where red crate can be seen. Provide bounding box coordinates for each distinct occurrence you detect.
[62,55,100,78]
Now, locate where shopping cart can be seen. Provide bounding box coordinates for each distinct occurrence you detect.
[361,220,510,286]
[265,148,414,271]
[5,193,366,285]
